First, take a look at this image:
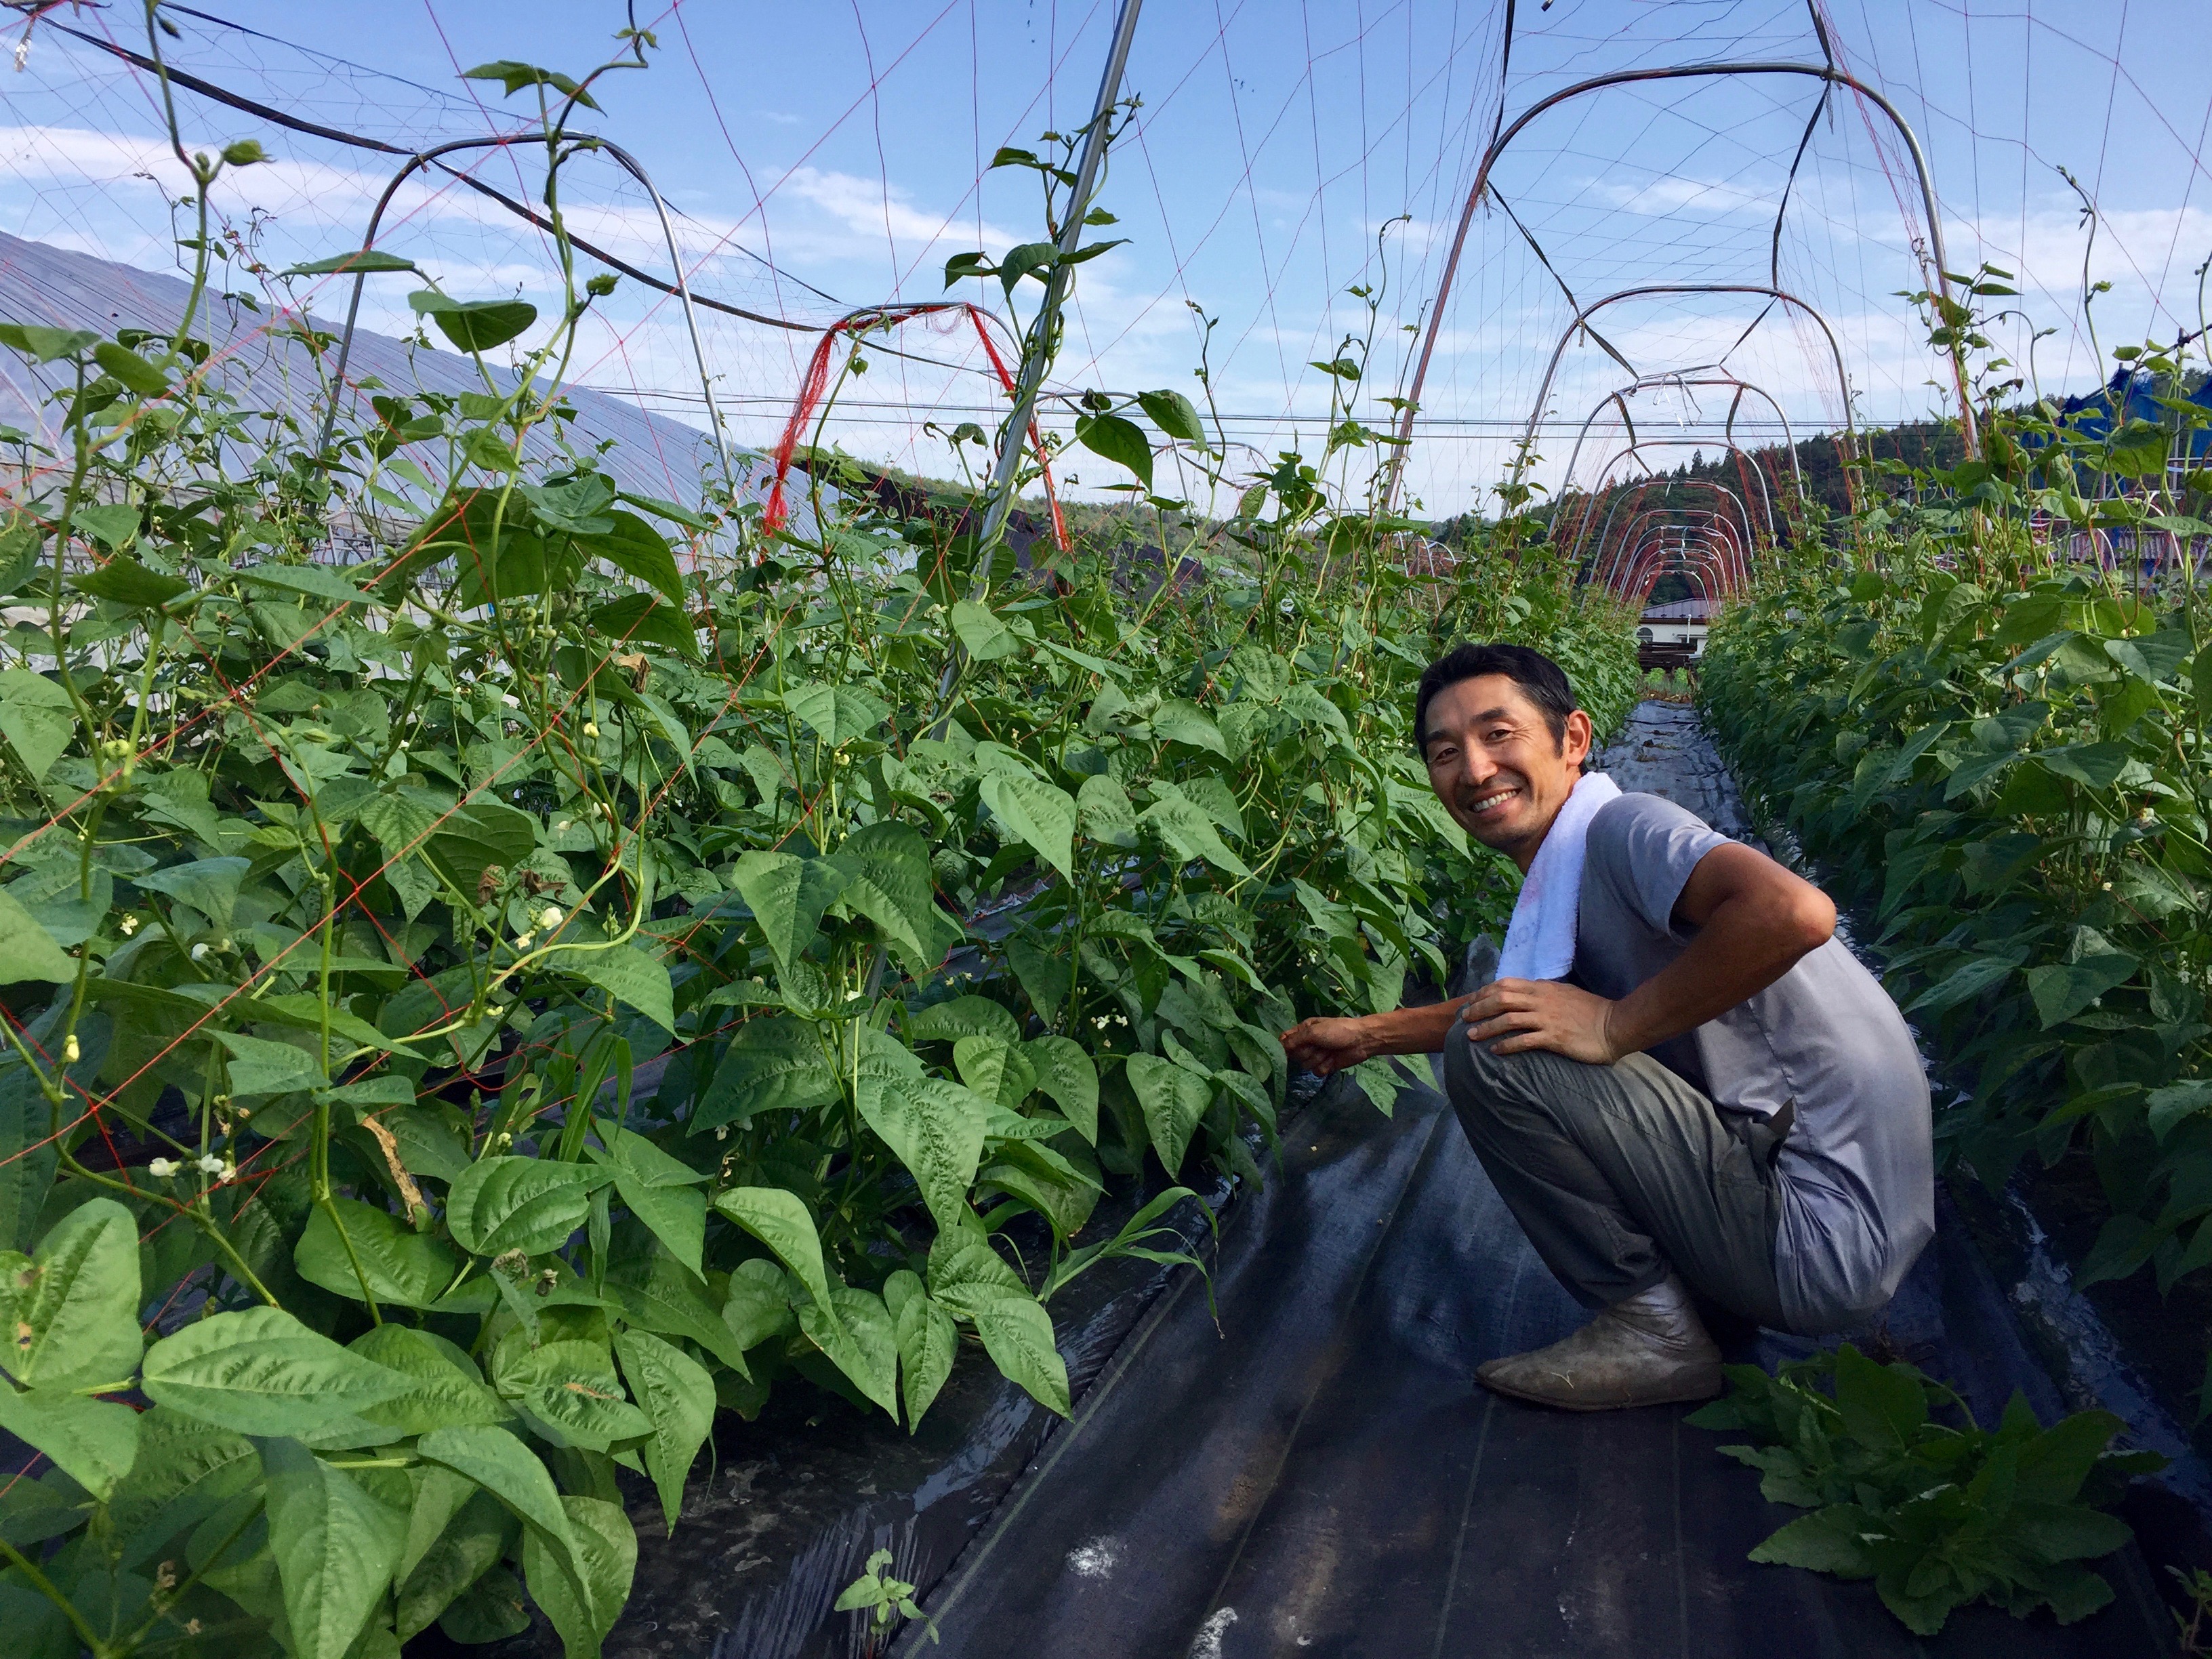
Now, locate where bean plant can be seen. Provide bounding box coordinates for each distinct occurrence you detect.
[1693,1345,2161,1635]
[1702,275,2212,1408]
[0,15,1635,1658]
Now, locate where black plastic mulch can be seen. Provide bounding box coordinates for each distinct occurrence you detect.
[895,1067,2170,1658]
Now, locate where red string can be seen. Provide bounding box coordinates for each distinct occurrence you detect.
[760,303,1068,557]
[965,307,1071,554]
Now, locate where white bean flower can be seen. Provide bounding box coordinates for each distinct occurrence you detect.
[537,905,565,930]
[195,1153,226,1176]
[147,1157,179,1179]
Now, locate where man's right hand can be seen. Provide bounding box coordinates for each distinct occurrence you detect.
[1280,1017,1372,1078]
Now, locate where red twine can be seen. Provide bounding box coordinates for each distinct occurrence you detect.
[760,302,1068,556]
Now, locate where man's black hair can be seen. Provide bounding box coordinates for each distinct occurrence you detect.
[1414,642,1578,750]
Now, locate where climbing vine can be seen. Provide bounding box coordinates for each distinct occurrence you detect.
[0,16,1635,1657]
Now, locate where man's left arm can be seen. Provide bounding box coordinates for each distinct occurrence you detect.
[1461,841,1837,1063]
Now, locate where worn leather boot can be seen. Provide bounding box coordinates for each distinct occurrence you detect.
[1475,1273,1724,1410]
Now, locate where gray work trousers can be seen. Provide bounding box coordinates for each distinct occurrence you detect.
[1441,1021,1788,1330]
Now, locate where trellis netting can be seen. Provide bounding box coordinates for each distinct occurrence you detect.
[1,2,2198,532]
[0,5,2206,1656]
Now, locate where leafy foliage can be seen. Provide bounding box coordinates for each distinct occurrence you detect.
[834,1547,934,1652]
[1702,295,2212,1412]
[0,23,1637,1658]
[1691,1345,2163,1635]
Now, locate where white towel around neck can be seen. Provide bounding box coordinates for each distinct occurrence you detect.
[1494,771,1622,982]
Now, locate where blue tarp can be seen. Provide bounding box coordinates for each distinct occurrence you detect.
[2049,366,2212,459]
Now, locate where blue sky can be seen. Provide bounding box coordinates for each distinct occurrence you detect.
[2,1,2207,516]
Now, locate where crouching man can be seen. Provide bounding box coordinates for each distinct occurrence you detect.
[1282,643,1933,1410]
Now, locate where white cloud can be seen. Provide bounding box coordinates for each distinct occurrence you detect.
[775,165,1021,264]
[1584,172,1787,220]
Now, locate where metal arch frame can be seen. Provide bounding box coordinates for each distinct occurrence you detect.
[1612,491,1758,588]
[1616,521,1736,593]
[1607,510,1749,598]
[1481,2,1840,324]
[1565,424,1805,575]
[1614,531,1734,609]
[1618,535,1729,606]
[1555,372,1806,502]
[1616,523,1744,608]
[1620,536,1737,608]
[1584,439,1778,547]
[42,12,847,335]
[1586,457,1771,575]
[1386,58,1974,509]
[313,134,737,497]
[1626,511,1746,579]
[1571,444,1776,564]
[1591,495,1756,598]
[1521,285,1860,466]
[1645,539,1725,606]
[1591,502,1750,596]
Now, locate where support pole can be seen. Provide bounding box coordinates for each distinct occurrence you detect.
[892,0,1145,1006]
[968,0,1145,579]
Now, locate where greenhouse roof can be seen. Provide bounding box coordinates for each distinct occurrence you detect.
[0,228,766,513]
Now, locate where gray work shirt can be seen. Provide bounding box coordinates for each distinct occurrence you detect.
[1570,791,1933,1333]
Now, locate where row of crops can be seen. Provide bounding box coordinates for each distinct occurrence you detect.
[0,50,1639,1659]
[1700,308,2212,1418]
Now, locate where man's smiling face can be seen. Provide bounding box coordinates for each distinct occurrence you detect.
[1420,674,1594,872]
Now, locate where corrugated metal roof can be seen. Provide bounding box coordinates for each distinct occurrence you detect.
[1641,598,1717,621]
[0,228,772,515]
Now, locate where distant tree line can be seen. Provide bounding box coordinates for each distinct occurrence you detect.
[1429,417,1969,569]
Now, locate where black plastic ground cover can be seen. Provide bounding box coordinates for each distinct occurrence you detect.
[894,1063,2170,1658]
[458,1164,1235,1659]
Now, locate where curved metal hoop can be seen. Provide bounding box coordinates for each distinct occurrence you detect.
[1586,478,1763,592]
[1609,518,1744,605]
[1612,518,1746,605]
[1617,526,1736,596]
[1572,444,1776,568]
[1600,510,1746,597]
[1387,58,1973,508]
[1618,533,1740,605]
[1592,445,1776,555]
[1589,437,1777,538]
[1556,373,1806,504]
[1523,284,1860,465]
[312,135,737,499]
